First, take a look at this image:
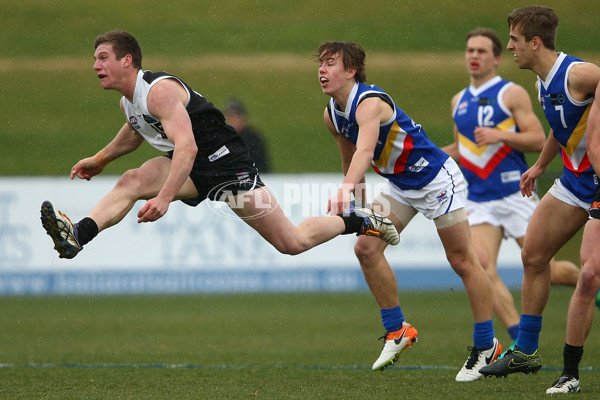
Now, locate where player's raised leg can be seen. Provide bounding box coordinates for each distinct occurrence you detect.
[41,156,199,259]
[229,186,399,256]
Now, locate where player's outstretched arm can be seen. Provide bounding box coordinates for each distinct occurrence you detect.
[70,121,144,180]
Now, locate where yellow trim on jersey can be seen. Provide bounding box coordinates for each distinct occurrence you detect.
[495,117,516,132]
[563,104,591,157]
[458,134,487,156]
[373,121,401,169]
[457,116,516,156]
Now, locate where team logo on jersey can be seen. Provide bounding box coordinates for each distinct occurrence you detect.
[478,97,496,106]
[457,100,469,115]
[129,116,141,129]
[550,93,566,105]
[340,123,355,139]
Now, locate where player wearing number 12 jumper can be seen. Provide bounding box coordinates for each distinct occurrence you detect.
[441,28,579,360]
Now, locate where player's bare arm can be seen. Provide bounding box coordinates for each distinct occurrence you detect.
[137,78,198,223]
[567,62,600,102]
[324,107,356,175]
[586,83,600,173]
[328,97,382,214]
[473,85,545,151]
[324,107,361,214]
[498,84,545,151]
[441,92,461,161]
[71,116,144,181]
[520,129,560,197]
[351,97,387,181]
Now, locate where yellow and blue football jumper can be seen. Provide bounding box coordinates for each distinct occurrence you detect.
[538,53,597,202]
[453,76,528,202]
[327,83,448,190]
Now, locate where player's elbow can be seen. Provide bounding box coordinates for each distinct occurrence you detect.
[586,132,600,162]
[532,140,545,152]
[525,133,546,152]
[355,146,375,162]
[181,141,198,159]
[190,142,198,157]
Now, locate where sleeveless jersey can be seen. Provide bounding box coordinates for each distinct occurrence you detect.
[122,70,248,167]
[537,53,597,202]
[453,76,528,202]
[327,82,449,190]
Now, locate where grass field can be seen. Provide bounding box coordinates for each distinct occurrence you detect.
[1,2,599,397]
[0,289,598,399]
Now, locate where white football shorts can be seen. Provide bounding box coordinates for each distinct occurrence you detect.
[466,191,539,239]
[374,158,467,227]
[547,178,592,211]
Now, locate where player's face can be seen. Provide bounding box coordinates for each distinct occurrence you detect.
[465,36,499,80]
[507,26,532,70]
[93,43,125,90]
[318,52,354,96]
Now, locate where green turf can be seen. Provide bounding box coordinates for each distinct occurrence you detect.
[1,3,597,395]
[0,289,598,399]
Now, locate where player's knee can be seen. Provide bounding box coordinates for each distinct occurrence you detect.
[576,267,600,297]
[448,258,469,278]
[447,250,479,278]
[275,239,309,256]
[521,246,549,273]
[116,169,144,192]
[477,253,493,272]
[354,239,381,266]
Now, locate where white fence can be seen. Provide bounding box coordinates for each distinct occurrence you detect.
[0,174,523,295]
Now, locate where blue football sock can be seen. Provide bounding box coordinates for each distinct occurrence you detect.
[380,306,404,332]
[507,324,519,341]
[473,320,494,350]
[517,314,542,355]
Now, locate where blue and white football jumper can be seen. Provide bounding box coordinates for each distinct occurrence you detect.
[327,82,449,190]
[453,76,528,202]
[537,52,597,202]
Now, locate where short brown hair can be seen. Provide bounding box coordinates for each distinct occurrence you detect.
[466,28,503,57]
[316,41,366,83]
[507,6,559,50]
[94,30,143,69]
